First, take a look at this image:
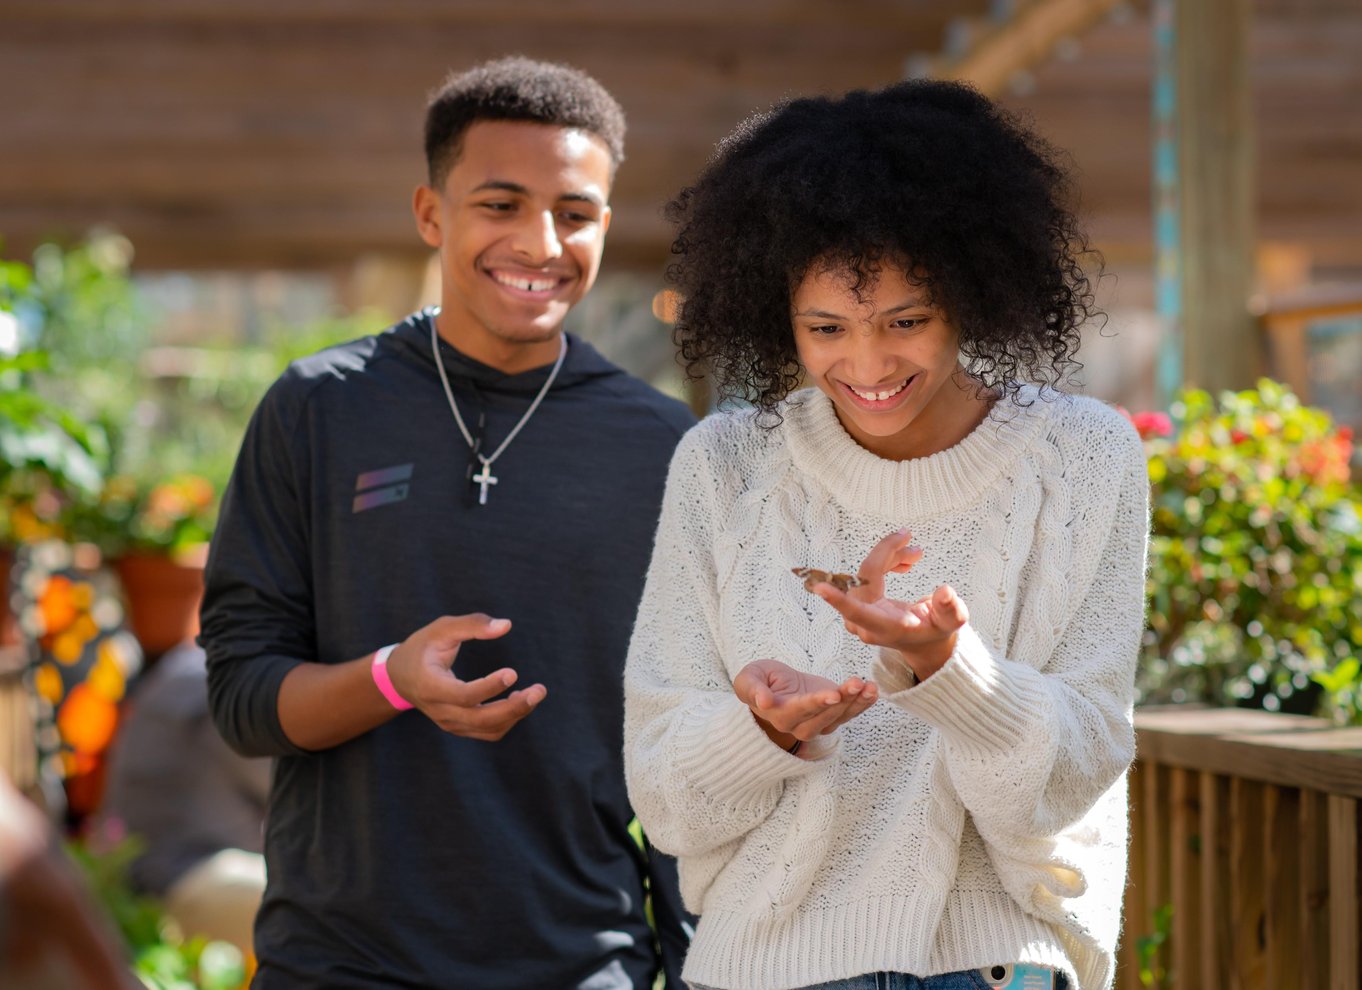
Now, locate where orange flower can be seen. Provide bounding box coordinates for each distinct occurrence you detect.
[37,576,79,636]
[56,683,119,755]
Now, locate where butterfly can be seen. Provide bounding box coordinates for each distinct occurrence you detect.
[790,567,865,593]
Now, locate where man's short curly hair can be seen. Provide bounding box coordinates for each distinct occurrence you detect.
[666,80,1099,412]
[425,56,626,187]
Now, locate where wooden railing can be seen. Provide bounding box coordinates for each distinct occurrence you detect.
[1120,707,1362,989]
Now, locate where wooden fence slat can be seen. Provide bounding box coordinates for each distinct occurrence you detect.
[1229,776,1267,989]
[1265,785,1302,985]
[1200,772,1232,989]
[1301,789,1332,987]
[1142,761,1171,989]
[1329,795,1359,990]
[1119,764,1146,990]
[1170,767,1202,988]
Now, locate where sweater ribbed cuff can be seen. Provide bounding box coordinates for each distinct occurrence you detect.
[672,697,836,809]
[879,624,1052,754]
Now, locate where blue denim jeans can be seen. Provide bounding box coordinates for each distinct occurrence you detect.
[691,969,1067,990]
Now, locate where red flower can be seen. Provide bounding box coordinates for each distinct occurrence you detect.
[1131,411,1173,439]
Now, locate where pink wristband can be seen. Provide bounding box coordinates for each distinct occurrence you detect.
[370,644,413,711]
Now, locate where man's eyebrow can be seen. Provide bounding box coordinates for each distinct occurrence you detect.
[471,180,528,196]
[470,181,604,207]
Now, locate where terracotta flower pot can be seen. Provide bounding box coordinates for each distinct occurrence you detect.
[113,547,207,659]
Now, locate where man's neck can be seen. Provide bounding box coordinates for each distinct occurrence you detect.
[433,311,564,375]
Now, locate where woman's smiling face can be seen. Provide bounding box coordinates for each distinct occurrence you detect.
[791,262,975,460]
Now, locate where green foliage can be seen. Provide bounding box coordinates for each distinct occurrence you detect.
[14,232,144,473]
[1136,902,1171,987]
[1136,379,1362,723]
[0,351,103,497]
[66,836,247,990]
[2,232,380,555]
[113,310,384,499]
[0,346,105,545]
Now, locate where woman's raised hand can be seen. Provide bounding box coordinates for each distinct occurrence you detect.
[812,529,968,682]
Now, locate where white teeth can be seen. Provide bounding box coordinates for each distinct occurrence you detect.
[850,378,909,402]
[493,272,558,292]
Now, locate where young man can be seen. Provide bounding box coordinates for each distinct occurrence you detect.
[201,57,695,989]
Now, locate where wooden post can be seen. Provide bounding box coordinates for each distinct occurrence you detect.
[1174,0,1259,392]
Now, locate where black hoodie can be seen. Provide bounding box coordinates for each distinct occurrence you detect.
[201,309,695,989]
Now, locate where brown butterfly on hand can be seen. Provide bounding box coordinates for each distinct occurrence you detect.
[791,567,865,593]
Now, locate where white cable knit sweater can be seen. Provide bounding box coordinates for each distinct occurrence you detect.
[624,386,1149,990]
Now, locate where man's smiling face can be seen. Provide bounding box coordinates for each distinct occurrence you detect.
[414,119,613,372]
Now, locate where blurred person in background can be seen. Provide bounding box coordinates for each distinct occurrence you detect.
[0,767,137,990]
[99,639,268,956]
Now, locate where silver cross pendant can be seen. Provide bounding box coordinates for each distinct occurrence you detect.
[471,460,498,505]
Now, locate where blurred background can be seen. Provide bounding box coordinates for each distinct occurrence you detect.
[0,2,1359,988]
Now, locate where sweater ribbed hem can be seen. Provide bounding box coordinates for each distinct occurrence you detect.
[682,889,1076,990]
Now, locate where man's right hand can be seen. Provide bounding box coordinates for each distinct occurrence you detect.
[385,614,546,741]
[277,613,546,751]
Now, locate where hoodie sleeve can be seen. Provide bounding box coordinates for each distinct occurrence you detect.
[199,371,316,758]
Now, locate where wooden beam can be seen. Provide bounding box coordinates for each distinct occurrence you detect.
[932,0,1124,97]
[1175,0,1260,391]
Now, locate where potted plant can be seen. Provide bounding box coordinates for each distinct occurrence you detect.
[63,473,217,659]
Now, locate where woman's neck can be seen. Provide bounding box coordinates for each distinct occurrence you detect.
[836,371,998,462]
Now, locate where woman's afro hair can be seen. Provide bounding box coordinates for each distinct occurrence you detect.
[666,79,1100,412]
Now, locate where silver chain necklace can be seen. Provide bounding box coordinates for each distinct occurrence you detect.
[430,320,567,505]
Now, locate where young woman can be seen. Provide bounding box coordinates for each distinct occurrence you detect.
[624,81,1148,990]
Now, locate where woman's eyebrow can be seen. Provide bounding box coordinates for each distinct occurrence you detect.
[794,298,927,320]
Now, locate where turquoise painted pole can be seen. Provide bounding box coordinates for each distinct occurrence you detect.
[1153,0,1182,408]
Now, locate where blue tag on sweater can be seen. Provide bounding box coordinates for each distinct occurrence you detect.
[978,963,1055,990]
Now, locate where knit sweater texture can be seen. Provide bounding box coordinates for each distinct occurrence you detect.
[624,386,1149,990]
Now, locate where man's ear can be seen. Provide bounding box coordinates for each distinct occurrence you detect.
[600,205,612,237]
[412,185,443,248]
